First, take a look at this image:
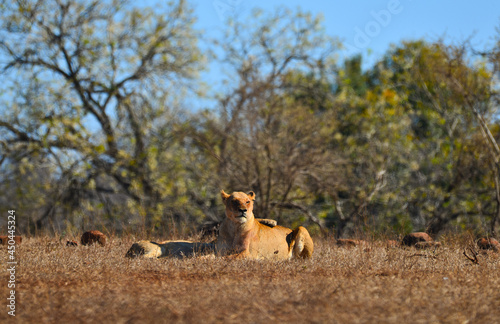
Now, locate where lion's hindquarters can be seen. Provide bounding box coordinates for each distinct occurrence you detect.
[252,224,292,259]
[248,224,314,260]
[126,240,162,258]
[287,226,314,259]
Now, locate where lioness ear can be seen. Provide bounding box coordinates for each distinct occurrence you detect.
[247,191,255,201]
[221,190,230,205]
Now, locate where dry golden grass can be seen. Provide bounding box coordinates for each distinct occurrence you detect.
[1,236,499,323]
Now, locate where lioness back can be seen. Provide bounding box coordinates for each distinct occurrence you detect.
[251,223,292,259]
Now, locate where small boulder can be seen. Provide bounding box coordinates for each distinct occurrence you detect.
[401,232,433,247]
[477,238,499,252]
[0,236,22,245]
[81,230,106,246]
[66,240,78,247]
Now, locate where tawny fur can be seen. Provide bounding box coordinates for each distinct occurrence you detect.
[215,190,313,259]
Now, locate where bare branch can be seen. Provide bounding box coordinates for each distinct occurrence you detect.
[463,247,479,265]
[271,201,325,230]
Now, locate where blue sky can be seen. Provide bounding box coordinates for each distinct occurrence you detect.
[191,0,500,67]
[182,0,500,110]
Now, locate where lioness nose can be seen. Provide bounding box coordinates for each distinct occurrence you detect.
[239,208,247,213]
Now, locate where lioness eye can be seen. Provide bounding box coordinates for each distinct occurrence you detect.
[246,201,250,204]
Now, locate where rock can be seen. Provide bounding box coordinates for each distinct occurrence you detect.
[477,238,499,252]
[401,232,433,247]
[0,236,22,245]
[81,230,106,246]
[66,240,78,247]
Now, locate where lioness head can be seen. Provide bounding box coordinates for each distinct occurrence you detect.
[221,190,256,223]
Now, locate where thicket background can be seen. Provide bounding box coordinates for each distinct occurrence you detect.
[1,0,500,238]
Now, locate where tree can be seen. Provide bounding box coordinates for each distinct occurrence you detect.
[0,0,204,233]
[474,31,500,236]
[324,41,497,237]
[371,40,496,235]
[189,8,341,232]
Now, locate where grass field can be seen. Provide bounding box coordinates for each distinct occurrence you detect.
[1,235,499,323]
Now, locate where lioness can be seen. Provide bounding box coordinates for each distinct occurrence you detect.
[216,190,314,259]
[125,219,278,259]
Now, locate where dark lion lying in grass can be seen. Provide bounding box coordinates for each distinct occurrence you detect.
[125,240,214,259]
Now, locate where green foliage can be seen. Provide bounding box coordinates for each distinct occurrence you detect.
[0,0,204,234]
[0,1,499,237]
